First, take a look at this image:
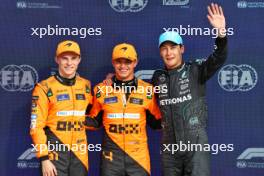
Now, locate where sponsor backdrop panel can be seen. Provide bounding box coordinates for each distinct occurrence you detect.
[0,0,263,175]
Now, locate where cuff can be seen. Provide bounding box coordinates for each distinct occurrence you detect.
[39,155,49,162]
[216,36,227,48]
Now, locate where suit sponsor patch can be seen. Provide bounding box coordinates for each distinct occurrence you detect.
[85,85,90,93]
[32,96,39,100]
[30,119,36,129]
[47,88,53,97]
[129,97,143,105]
[31,102,37,108]
[76,94,85,100]
[57,94,70,101]
[107,113,140,119]
[104,97,118,104]
[31,114,37,119]
[56,110,85,116]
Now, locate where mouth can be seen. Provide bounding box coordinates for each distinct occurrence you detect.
[166,57,174,61]
[119,69,128,73]
[64,67,74,71]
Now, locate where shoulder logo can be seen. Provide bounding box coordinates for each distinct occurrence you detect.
[85,85,90,93]
[47,88,53,97]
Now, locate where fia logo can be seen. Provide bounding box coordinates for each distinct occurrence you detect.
[17,1,27,9]
[218,64,257,92]
[163,0,189,6]
[237,1,247,8]
[17,148,39,169]
[0,65,38,92]
[237,148,264,168]
[109,0,148,12]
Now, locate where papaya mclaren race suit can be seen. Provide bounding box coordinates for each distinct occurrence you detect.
[86,77,162,176]
[152,37,227,176]
[30,73,93,176]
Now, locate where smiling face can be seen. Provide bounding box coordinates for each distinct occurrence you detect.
[112,58,138,81]
[159,41,185,70]
[55,52,81,79]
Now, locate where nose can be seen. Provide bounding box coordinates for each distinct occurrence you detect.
[120,62,126,68]
[66,58,72,65]
[167,48,172,56]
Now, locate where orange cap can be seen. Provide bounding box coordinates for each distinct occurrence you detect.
[112,43,137,61]
[56,40,80,57]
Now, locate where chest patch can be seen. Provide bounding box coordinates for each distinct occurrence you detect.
[57,94,70,101]
[129,97,143,105]
[76,94,85,100]
[104,97,118,104]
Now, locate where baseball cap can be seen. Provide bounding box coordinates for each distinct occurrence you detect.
[158,31,183,47]
[56,40,80,57]
[112,43,137,61]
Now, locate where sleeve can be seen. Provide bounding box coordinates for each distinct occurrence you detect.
[146,87,162,130]
[29,84,49,160]
[85,80,93,105]
[198,36,228,83]
[151,69,164,86]
[85,86,103,129]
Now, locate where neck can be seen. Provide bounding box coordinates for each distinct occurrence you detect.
[58,70,76,79]
[114,76,134,83]
[115,75,134,82]
[55,72,76,86]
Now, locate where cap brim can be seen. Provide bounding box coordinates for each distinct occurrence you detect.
[159,40,181,47]
[112,57,136,61]
[56,50,80,57]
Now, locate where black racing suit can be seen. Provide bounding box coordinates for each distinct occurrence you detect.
[152,37,227,176]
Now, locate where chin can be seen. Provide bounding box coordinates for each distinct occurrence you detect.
[165,63,173,68]
[167,61,177,67]
[61,72,74,77]
[120,75,129,79]
[117,74,128,80]
[117,72,127,77]
[65,72,74,76]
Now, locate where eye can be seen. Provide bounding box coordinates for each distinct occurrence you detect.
[114,60,121,64]
[160,47,167,52]
[72,56,78,60]
[125,60,132,64]
[171,45,177,49]
[61,57,68,61]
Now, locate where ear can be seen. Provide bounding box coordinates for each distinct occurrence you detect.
[77,56,81,64]
[133,60,138,68]
[55,57,59,64]
[180,45,185,54]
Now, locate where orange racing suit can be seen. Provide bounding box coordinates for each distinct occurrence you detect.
[30,73,92,175]
[87,77,161,176]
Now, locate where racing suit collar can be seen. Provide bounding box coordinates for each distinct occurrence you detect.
[54,72,76,86]
[112,76,138,88]
[112,76,138,100]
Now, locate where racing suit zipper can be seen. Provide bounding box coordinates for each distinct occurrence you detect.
[179,70,186,145]
[169,72,185,145]
[176,71,185,145]
[70,86,75,164]
[122,93,127,173]
[168,74,177,144]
